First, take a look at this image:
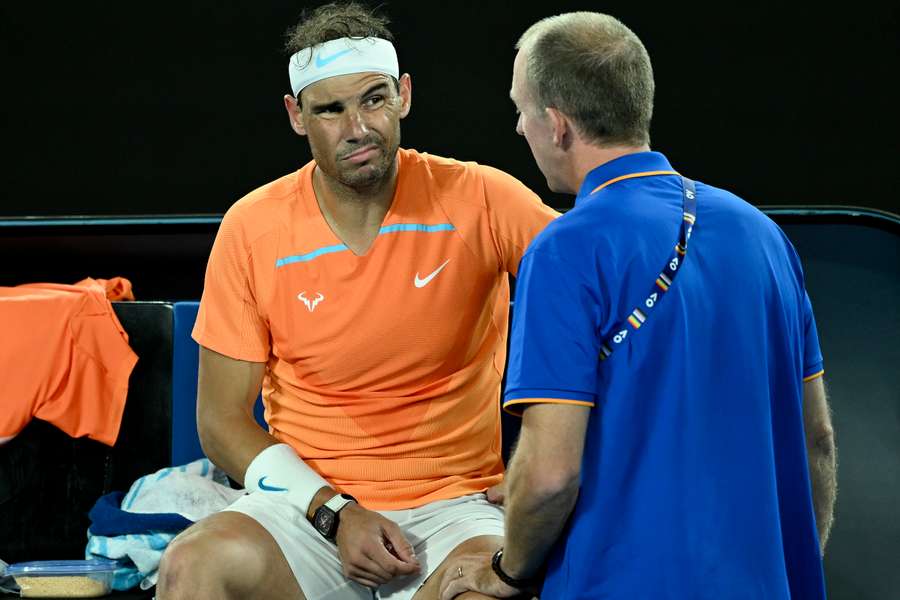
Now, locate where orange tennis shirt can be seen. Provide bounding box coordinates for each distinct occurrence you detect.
[0,280,138,446]
[193,148,558,509]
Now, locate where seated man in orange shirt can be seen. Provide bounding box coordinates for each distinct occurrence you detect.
[155,3,557,600]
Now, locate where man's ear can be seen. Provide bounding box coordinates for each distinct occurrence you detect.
[545,106,570,149]
[283,93,307,136]
[398,73,412,119]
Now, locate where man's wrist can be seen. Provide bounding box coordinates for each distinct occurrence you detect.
[491,548,538,589]
[312,493,358,541]
[244,443,329,515]
[306,486,338,521]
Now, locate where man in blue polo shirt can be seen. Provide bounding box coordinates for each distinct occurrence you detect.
[440,11,837,600]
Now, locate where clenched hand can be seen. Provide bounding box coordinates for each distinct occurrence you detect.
[486,479,506,505]
[335,503,421,589]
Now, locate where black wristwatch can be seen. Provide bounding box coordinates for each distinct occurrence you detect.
[312,493,357,541]
[491,548,538,589]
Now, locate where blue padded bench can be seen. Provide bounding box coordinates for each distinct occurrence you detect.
[171,301,267,466]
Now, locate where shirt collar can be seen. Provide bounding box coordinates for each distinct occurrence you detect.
[575,151,675,205]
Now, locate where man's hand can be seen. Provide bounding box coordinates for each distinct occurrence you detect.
[438,552,521,600]
[486,480,506,505]
[335,503,420,589]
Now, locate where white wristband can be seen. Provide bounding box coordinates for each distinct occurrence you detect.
[244,443,329,516]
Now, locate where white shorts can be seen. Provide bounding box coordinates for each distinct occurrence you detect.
[224,492,505,600]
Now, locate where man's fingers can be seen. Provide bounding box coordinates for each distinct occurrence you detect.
[486,482,506,505]
[440,576,470,600]
[438,567,455,600]
[438,558,472,600]
[371,543,420,576]
[378,522,420,572]
[336,506,419,584]
[347,572,381,589]
[353,550,394,582]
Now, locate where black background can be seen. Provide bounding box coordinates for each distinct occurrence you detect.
[1,1,898,217]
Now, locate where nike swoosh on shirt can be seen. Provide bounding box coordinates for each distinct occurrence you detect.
[414,259,451,288]
[315,48,355,68]
[258,477,288,492]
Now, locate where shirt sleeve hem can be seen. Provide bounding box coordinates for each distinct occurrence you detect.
[505,388,596,402]
[502,388,596,417]
[502,398,596,417]
[191,329,270,363]
[802,369,825,382]
[803,358,825,381]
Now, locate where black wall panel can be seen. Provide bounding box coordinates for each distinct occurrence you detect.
[781,220,900,600]
[1,2,898,217]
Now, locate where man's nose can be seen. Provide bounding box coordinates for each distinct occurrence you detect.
[343,108,370,140]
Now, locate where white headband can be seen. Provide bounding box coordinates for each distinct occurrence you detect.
[288,37,399,97]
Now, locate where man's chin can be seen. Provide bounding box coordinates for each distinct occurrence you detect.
[339,163,388,189]
[339,151,398,189]
[544,175,575,196]
[545,178,565,194]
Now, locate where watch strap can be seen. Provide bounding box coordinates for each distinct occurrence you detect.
[313,493,357,541]
[323,493,356,513]
[491,548,537,589]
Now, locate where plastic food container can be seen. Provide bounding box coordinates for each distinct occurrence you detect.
[6,560,117,598]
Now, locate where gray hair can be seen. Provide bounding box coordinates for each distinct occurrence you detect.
[517,12,654,147]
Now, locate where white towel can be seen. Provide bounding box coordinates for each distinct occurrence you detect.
[86,458,245,590]
[0,559,20,594]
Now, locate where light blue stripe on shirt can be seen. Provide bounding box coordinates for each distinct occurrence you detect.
[275,243,349,267]
[378,223,455,234]
[275,223,455,268]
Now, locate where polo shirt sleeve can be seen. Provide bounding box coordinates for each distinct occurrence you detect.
[802,291,824,381]
[480,166,560,276]
[47,293,138,446]
[192,205,271,362]
[503,247,601,415]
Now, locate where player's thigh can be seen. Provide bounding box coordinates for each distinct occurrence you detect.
[158,510,304,600]
[411,534,502,600]
[224,491,376,600]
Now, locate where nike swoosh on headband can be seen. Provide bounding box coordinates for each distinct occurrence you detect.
[258,476,289,492]
[315,48,355,68]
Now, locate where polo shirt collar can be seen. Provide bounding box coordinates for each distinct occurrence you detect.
[576,151,674,205]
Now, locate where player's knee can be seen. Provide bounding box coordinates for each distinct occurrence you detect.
[157,535,198,598]
[158,528,264,597]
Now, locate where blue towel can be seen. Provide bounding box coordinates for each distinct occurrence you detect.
[85,458,245,590]
[89,492,193,536]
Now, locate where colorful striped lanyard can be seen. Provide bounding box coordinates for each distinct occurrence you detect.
[597,173,697,361]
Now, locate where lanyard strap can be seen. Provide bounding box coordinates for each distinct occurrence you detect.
[598,175,697,361]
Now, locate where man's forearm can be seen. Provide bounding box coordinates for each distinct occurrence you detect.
[501,466,579,580]
[196,347,272,484]
[808,432,837,553]
[500,404,590,581]
[198,410,278,485]
[801,377,837,554]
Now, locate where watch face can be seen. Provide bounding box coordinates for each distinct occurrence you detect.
[314,508,335,537]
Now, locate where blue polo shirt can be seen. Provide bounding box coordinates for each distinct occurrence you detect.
[504,152,826,599]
